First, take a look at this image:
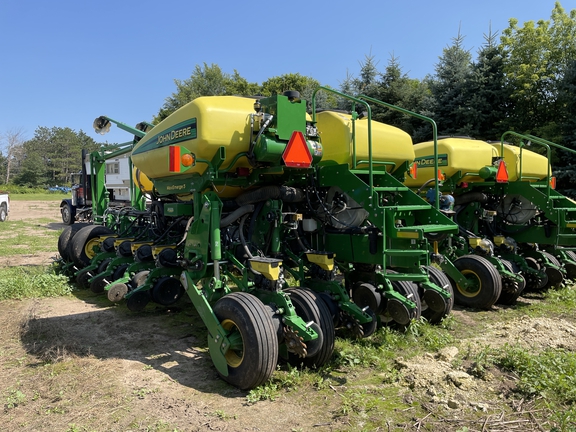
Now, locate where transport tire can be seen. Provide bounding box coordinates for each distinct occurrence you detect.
[213,292,278,390]
[422,265,454,324]
[448,255,502,309]
[497,259,526,305]
[69,225,114,268]
[285,288,335,368]
[57,223,90,263]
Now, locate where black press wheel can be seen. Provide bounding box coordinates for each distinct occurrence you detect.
[126,290,152,312]
[89,258,112,293]
[422,265,454,324]
[449,255,502,309]
[285,288,335,369]
[540,251,564,289]
[563,250,576,280]
[213,292,278,390]
[75,267,93,289]
[381,276,421,330]
[58,223,90,263]
[69,225,114,268]
[151,276,184,306]
[498,259,526,305]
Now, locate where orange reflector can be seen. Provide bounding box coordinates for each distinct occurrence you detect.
[409,162,417,179]
[181,153,195,167]
[550,176,556,189]
[496,160,508,183]
[282,131,312,168]
[437,169,445,181]
[169,145,181,172]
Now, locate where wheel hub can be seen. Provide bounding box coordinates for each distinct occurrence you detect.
[108,283,128,302]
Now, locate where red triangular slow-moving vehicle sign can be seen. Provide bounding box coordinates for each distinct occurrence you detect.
[282,131,312,168]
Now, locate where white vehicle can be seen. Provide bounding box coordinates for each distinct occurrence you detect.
[0,192,9,222]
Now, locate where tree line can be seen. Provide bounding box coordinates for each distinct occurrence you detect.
[1,2,575,193]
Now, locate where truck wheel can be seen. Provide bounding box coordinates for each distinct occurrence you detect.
[69,225,114,268]
[0,204,7,222]
[61,202,75,225]
[213,292,278,390]
[449,255,502,309]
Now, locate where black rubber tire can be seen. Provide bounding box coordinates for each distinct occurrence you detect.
[285,288,335,369]
[564,250,576,280]
[89,258,112,293]
[75,267,93,289]
[111,263,130,282]
[448,255,502,309]
[541,251,564,289]
[381,276,422,330]
[69,225,114,268]
[351,282,384,314]
[0,204,7,222]
[498,259,526,305]
[126,290,151,312]
[58,223,90,262]
[524,256,547,290]
[213,292,278,390]
[61,202,74,225]
[422,266,454,324]
[151,276,184,306]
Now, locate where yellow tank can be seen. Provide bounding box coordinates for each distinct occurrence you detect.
[131,96,255,179]
[315,111,414,171]
[491,143,550,181]
[404,138,498,187]
[132,167,154,194]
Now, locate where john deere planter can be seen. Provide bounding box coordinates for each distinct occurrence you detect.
[57,88,459,389]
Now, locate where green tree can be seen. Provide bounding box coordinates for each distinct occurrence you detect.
[500,2,576,140]
[369,55,431,138]
[154,63,260,123]
[337,53,380,111]
[466,29,511,140]
[261,73,320,96]
[553,58,576,196]
[425,29,475,137]
[13,151,46,187]
[23,127,99,186]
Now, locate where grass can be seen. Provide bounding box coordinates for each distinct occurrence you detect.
[0,266,72,300]
[8,192,65,201]
[0,220,61,256]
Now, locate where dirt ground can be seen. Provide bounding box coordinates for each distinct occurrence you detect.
[1,200,575,431]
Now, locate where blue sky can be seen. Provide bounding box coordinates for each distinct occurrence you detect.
[0,0,569,147]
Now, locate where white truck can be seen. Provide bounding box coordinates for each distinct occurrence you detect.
[60,150,132,224]
[0,192,9,222]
